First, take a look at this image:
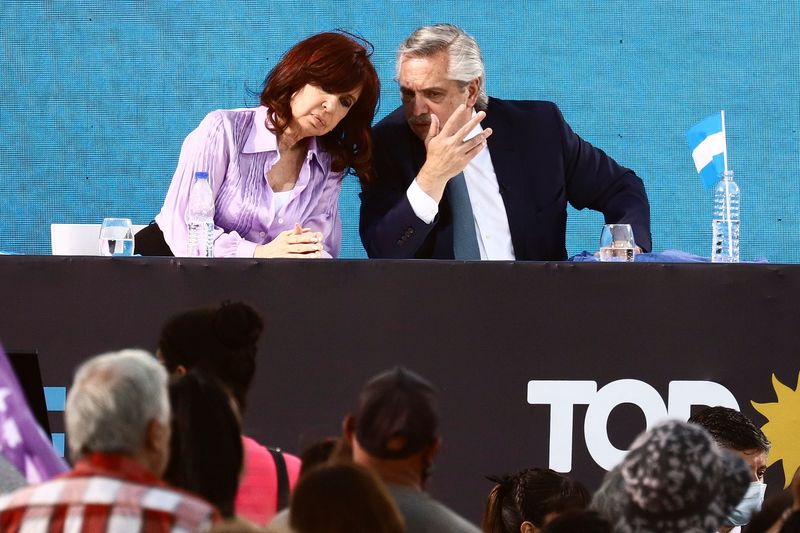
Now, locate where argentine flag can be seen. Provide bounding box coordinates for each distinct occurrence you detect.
[686,112,727,189]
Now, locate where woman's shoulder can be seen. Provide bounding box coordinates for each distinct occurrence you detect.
[183,107,263,152]
[242,436,301,470]
[198,107,259,130]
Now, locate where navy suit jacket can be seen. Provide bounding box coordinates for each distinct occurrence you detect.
[359,98,651,260]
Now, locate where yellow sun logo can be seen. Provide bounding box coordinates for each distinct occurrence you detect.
[752,372,800,488]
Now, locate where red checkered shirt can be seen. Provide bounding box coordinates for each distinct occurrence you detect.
[0,452,219,532]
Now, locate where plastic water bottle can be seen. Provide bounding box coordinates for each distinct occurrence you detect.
[185,171,215,257]
[711,170,740,263]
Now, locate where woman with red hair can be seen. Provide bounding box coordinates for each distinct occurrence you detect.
[147,32,379,258]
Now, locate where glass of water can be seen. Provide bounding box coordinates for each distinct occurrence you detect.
[598,224,636,262]
[99,218,135,256]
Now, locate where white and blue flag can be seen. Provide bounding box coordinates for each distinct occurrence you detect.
[686,112,727,189]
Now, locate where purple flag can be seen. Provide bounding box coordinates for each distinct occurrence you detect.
[0,343,67,483]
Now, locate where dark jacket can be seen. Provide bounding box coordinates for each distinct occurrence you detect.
[360,98,651,260]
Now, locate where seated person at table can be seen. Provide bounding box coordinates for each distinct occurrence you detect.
[151,31,379,258]
[359,24,651,260]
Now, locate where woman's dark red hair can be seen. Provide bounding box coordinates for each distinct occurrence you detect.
[260,31,380,184]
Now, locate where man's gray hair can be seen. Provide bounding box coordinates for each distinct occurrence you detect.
[396,24,488,111]
[65,349,169,461]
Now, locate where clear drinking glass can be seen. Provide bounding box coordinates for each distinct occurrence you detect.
[598,224,636,262]
[99,218,134,256]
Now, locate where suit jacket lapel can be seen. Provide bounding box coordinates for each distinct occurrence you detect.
[399,120,454,258]
[482,99,533,259]
[406,127,427,184]
[482,100,520,198]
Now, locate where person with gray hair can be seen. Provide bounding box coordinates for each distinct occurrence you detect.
[0,349,218,532]
[66,348,171,468]
[360,23,651,261]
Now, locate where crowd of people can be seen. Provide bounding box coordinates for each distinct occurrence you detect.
[0,21,791,533]
[0,300,797,533]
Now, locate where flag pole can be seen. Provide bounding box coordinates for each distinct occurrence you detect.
[721,109,728,173]
[720,109,734,260]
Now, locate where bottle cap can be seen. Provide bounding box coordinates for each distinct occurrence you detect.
[195,171,209,180]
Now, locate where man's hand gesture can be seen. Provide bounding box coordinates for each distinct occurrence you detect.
[415,104,493,203]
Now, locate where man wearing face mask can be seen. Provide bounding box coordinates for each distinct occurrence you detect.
[689,406,771,532]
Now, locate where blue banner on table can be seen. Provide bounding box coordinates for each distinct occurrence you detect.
[687,112,727,189]
[0,343,67,483]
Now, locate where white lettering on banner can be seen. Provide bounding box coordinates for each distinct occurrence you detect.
[667,381,739,421]
[525,381,597,472]
[527,379,740,472]
[584,380,668,470]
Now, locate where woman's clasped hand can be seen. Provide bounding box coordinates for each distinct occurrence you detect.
[254,224,324,258]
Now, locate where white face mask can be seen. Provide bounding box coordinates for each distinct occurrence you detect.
[725,481,766,526]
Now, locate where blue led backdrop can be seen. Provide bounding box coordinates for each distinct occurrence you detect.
[1,1,798,260]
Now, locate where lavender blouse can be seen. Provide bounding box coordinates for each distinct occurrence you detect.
[156,106,343,258]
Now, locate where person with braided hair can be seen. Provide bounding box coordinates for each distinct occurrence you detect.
[481,467,590,533]
[157,301,301,527]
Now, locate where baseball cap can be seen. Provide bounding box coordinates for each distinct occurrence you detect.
[353,367,439,460]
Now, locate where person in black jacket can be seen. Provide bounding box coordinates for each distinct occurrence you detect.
[360,24,651,260]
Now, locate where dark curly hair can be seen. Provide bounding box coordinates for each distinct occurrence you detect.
[688,406,770,453]
[158,301,264,412]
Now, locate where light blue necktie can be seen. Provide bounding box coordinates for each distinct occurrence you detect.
[449,172,480,260]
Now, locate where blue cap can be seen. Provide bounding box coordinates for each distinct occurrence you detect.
[195,171,209,179]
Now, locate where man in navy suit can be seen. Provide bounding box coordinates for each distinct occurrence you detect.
[359,24,651,260]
